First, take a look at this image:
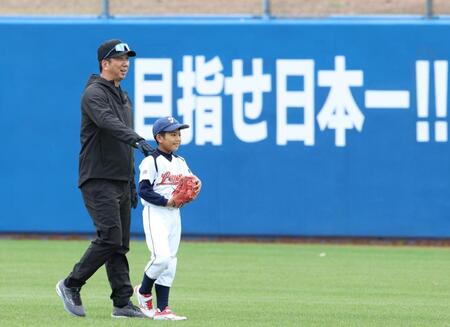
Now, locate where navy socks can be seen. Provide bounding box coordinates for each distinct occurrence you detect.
[139,274,171,310]
[139,273,156,295]
[155,284,170,310]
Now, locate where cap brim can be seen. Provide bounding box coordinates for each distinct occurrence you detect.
[165,123,190,132]
[108,50,136,58]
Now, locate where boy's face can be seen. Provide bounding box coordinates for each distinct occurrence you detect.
[157,129,182,153]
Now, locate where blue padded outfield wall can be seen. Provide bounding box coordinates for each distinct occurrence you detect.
[1,18,450,237]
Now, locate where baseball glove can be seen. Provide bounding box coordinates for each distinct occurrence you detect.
[172,176,199,207]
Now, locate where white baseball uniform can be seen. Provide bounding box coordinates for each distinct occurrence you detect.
[139,152,192,287]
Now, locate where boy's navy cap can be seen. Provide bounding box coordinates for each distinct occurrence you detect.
[97,39,136,61]
[153,117,189,137]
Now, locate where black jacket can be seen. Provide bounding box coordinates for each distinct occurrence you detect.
[78,75,142,187]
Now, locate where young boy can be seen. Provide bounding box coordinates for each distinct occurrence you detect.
[134,116,201,320]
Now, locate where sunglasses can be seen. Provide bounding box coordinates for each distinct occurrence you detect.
[103,43,131,60]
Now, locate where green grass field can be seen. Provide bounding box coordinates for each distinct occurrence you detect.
[1,239,450,326]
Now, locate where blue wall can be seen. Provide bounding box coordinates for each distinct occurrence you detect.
[1,18,449,237]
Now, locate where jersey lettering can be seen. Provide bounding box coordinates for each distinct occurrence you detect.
[158,172,184,186]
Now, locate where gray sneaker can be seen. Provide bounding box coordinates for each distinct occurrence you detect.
[55,279,86,317]
[112,301,146,318]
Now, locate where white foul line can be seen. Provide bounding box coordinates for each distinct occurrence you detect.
[365,90,410,109]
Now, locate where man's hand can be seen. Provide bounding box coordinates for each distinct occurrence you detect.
[130,183,138,209]
[135,139,153,157]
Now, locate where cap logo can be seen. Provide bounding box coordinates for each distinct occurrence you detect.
[168,117,175,123]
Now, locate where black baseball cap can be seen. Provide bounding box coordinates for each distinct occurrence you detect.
[97,39,136,61]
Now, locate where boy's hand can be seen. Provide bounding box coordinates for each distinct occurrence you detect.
[167,198,182,208]
[192,176,202,199]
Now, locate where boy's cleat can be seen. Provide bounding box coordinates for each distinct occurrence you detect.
[153,306,187,321]
[133,285,155,318]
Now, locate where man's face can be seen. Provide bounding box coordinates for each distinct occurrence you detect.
[104,55,129,82]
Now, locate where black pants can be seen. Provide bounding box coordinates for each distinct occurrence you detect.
[66,179,133,307]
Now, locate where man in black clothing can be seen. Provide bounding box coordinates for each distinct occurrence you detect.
[56,39,153,318]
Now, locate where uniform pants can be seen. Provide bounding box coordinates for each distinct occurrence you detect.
[143,206,181,287]
[66,179,133,307]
